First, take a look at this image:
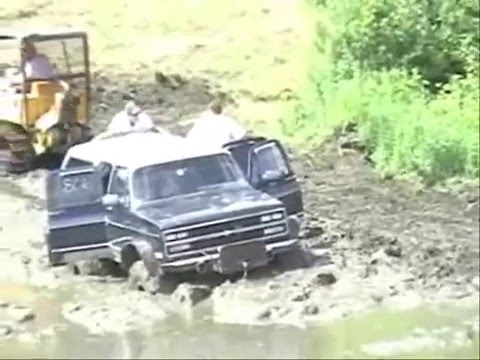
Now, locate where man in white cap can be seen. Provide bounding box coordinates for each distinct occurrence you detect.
[187,99,248,147]
[94,101,162,141]
[107,100,155,133]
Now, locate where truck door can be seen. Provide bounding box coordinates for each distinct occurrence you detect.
[45,166,106,265]
[248,140,303,217]
[223,138,262,177]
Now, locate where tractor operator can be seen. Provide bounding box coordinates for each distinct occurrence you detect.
[5,39,56,92]
[21,39,56,80]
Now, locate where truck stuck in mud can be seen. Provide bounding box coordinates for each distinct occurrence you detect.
[44,131,304,292]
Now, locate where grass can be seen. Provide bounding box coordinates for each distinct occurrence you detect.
[280,0,480,183]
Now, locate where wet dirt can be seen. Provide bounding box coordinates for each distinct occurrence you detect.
[0,72,479,354]
[1,124,479,337]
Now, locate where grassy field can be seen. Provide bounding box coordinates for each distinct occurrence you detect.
[1,0,316,133]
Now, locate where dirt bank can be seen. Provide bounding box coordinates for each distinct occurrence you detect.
[211,139,480,326]
[1,132,479,336]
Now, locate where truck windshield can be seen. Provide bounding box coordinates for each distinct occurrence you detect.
[132,154,246,202]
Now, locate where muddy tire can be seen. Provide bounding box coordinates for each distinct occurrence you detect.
[273,242,313,271]
[127,260,179,294]
[127,260,161,294]
[98,258,126,277]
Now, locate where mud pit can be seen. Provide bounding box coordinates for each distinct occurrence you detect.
[0,72,479,345]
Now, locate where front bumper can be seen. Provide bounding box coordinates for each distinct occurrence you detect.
[161,238,298,273]
[108,237,299,274]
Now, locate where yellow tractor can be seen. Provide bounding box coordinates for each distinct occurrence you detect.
[0,27,93,173]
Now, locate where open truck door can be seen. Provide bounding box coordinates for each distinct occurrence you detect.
[224,138,304,219]
[45,166,107,266]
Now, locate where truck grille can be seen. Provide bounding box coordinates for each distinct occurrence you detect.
[163,209,288,257]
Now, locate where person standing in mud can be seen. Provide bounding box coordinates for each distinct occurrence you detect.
[95,100,165,140]
[107,101,155,133]
[187,99,249,147]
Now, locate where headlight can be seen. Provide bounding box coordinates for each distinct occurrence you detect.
[169,243,192,253]
[272,213,283,220]
[165,231,189,241]
[264,226,285,235]
[261,212,284,222]
[261,215,273,222]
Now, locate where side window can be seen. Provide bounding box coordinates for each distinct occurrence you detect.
[254,142,290,176]
[227,144,251,176]
[108,167,130,200]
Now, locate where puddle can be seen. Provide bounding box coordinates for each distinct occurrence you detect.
[0,283,478,359]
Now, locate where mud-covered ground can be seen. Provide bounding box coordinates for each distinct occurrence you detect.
[1,0,478,350]
[1,97,479,338]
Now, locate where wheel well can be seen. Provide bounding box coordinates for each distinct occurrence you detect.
[120,244,141,272]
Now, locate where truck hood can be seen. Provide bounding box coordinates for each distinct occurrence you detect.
[133,185,283,229]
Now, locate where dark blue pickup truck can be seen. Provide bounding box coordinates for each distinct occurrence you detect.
[44,132,304,290]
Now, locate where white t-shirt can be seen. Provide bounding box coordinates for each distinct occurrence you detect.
[24,55,55,79]
[187,112,247,147]
[107,110,155,133]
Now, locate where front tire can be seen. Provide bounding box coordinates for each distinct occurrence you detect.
[127,260,180,294]
[273,242,313,271]
[127,260,167,294]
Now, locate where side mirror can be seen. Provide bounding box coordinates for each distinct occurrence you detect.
[260,169,285,183]
[101,194,120,207]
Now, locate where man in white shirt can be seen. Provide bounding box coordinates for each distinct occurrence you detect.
[94,101,164,140]
[107,101,155,133]
[187,100,247,147]
[22,40,56,80]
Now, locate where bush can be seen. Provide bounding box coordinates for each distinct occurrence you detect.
[322,0,479,87]
[286,0,480,183]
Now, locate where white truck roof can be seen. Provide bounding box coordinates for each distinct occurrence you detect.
[63,132,227,170]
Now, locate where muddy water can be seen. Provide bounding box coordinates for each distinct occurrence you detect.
[0,283,478,359]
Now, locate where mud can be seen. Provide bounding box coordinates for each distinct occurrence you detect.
[1,67,479,338]
[1,125,479,338]
[89,71,221,135]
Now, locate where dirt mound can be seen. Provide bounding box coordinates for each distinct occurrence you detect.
[294,137,479,291]
[89,71,226,135]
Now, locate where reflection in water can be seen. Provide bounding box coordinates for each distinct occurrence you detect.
[0,289,478,359]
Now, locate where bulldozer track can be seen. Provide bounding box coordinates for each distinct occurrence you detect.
[0,133,34,175]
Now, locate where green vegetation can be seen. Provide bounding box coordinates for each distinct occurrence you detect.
[286,0,480,183]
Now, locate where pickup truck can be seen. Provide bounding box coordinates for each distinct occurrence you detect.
[45,132,304,291]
